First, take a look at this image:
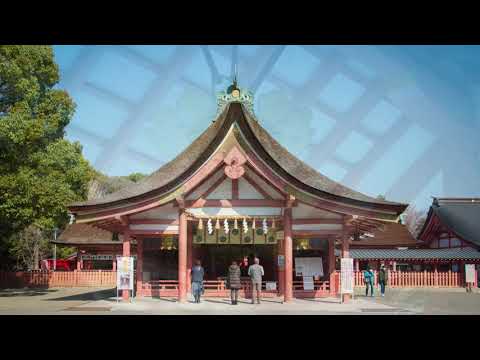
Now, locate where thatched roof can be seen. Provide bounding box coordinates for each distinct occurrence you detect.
[70,102,407,216]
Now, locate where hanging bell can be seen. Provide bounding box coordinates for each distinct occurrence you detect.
[234,218,238,229]
[198,218,203,230]
[252,218,256,229]
[272,218,276,229]
[215,218,220,230]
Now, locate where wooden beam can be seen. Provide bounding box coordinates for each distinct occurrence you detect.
[199,173,228,199]
[185,199,290,208]
[242,156,288,196]
[286,194,296,208]
[292,230,342,237]
[129,219,179,225]
[244,163,286,198]
[243,173,274,200]
[293,218,344,224]
[114,215,129,226]
[129,229,179,236]
[232,178,239,200]
[176,196,185,209]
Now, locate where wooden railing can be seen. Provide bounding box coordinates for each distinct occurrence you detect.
[2,270,472,292]
[0,270,116,288]
[353,270,465,288]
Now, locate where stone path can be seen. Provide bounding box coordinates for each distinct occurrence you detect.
[0,287,415,315]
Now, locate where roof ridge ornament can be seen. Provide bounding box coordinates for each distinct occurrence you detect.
[216,76,255,117]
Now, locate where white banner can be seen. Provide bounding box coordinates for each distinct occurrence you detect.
[341,258,354,294]
[117,256,134,290]
[266,282,277,291]
[303,276,314,291]
[295,257,324,277]
[465,264,476,283]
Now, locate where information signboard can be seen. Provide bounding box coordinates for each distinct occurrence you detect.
[340,258,354,295]
[277,255,285,269]
[117,256,134,290]
[465,264,476,283]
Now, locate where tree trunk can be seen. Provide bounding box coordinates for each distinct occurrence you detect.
[33,241,39,270]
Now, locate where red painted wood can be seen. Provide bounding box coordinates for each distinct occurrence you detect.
[136,238,143,297]
[277,234,285,296]
[284,207,293,303]
[130,229,179,235]
[200,173,228,199]
[232,178,239,200]
[242,172,274,200]
[293,218,344,224]
[129,219,179,225]
[178,210,187,303]
[293,230,342,237]
[185,199,287,208]
[187,223,193,292]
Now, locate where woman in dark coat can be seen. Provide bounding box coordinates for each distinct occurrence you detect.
[228,260,242,305]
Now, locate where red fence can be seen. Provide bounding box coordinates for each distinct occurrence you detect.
[1,270,473,292]
[353,270,466,288]
[0,270,116,288]
[142,279,332,298]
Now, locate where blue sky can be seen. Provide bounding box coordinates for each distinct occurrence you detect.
[53,45,480,212]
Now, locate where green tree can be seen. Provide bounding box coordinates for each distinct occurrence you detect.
[0,46,95,268]
[127,172,146,183]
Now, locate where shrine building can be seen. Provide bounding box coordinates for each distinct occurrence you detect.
[62,82,408,302]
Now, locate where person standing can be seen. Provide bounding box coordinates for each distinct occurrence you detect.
[239,256,249,277]
[228,260,242,305]
[363,266,374,297]
[191,259,205,303]
[248,257,264,304]
[378,264,388,297]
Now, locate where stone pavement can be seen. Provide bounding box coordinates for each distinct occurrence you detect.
[2,287,479,315]
[354,287,480,315]
[0,287,414,315]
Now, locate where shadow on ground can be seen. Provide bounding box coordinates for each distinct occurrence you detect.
[47,288,116,302]
[0,288,58,297]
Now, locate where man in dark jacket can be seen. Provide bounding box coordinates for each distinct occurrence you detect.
[228,261,242,305]
[191,259,205,303]
[378,264,388,297]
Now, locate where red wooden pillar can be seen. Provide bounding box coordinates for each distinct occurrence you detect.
[187,223,193,292]
[328,238,336,296]
[178,209,188,303]
[136,237,143,297]
[341,234,351,303]
[122,232,131,301]
[277,234,285,296]
[283,207,293,303]
[459,260,464,287]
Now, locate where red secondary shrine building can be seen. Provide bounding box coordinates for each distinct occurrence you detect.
[63,83,408,302]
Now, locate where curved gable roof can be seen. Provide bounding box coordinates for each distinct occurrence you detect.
[432,199,480,247]
[70,102,407,216]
